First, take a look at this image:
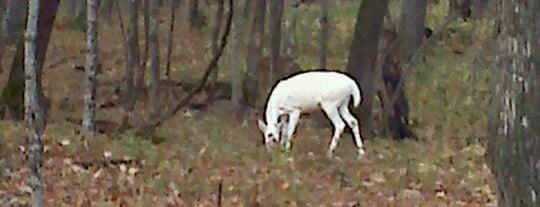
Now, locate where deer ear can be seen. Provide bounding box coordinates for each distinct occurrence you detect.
[257,119,267,132]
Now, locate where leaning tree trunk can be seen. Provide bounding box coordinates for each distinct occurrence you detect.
[268,0,283,91]
[487,0,540,206]
[208,0,225,102]
[345,0,389,138]
[243,0,266,107]
[83,0,99,134]
[148,0,161,120]
[24,0,44,206]
[319,0,329,69]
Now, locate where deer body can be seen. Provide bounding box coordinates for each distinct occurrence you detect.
[258,70,365,158]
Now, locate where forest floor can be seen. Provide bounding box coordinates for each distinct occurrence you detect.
[0,1,498,206]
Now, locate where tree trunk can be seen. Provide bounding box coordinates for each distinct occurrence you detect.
[268,0,283,91]
[243,0,266,107]
[120,0,142,129]
[230,0,241,119]
[398,0,428,63]
[189,0,205,29]
[100,0,114,22]
[165,0,180,80]
[284,4,299,74]
[0,0,5,74]
[487,0,540,206]
[319,0,329,69]
[2,0,58,122]
[148,0,161,119]
[345,0,389,138]
[83,0,99,134]
[140,0,150,87]
[1,0,27,46]
[208,0,225,102]
[25,0,44,206]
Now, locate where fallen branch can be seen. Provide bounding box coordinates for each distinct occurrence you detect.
[136,0,234,133]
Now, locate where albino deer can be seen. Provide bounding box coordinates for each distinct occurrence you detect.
[257,70,365,158]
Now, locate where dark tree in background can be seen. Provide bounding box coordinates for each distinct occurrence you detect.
[380,0,428,139]
[319,0,329,69]
[268,0,283,89]
[487,0,540,206]
[243,0,266,107]
[345,0,389,138]
[121,0,142,128]
[148,0,161,120]
[208,0,225,102]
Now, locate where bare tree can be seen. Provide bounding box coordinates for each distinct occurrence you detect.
[25,0,43,205]
[345,0,389,137]
[243,0,266,107]
[319,0,329,69]
[83,0,99,134]
[148,0,161,119]
[208,0,225,102]
[487,0,540,206]
[268,0,283,89]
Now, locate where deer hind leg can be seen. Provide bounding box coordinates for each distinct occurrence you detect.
[322,103,346,158]
[339,104,365,158]
[283,110,300,150]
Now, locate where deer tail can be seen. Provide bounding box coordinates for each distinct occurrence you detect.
[352,83,362,107]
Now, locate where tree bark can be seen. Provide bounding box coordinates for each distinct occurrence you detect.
[148,0,161,119]
[243,0,266,107]
[268,0,283,91]
[208,0,225,102]
[345,0,389,138]
[319,0,329,69]
[487,0,540,206]
[25,0,44,206]
[83,0,99,134]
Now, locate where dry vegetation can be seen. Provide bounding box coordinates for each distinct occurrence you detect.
[0,1,498,206]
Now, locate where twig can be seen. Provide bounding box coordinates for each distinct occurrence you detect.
[217,180,223,207]
[137,0,234,132]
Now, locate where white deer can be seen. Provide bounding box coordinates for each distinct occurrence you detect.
[257,70,365,158]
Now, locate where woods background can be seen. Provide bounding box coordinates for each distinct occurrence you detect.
[0,0,538,206]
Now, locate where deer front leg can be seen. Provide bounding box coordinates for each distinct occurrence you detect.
[283,111,300,150]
